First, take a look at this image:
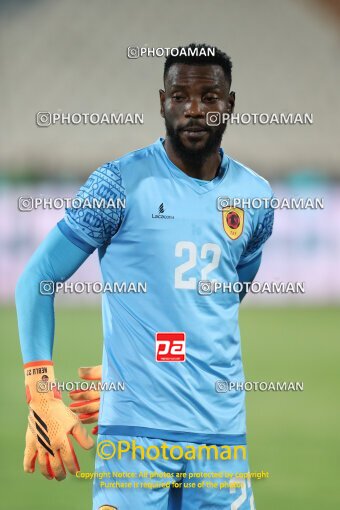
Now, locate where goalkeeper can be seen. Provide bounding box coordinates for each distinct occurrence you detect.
[16,43,274,510]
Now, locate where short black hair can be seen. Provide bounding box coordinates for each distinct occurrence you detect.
[163,43,232,85]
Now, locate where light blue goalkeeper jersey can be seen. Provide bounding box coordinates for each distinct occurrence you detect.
[59,137,274,445]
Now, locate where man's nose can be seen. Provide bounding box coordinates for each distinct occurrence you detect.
[184,99,205,118]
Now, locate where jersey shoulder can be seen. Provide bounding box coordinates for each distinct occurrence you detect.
[105,140,159,174]
[227,156,273,198]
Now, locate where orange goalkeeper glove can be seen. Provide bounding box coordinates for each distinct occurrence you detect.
[69,365,102,435]
[24,360,94,481]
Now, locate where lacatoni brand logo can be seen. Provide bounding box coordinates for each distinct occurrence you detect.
[152,203,174,219]
[155,332,186,362]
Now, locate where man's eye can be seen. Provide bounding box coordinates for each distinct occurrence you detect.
[172,95,185,101]
[204,96,218,102]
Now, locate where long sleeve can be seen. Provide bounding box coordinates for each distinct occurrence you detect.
[236,253,262,302]
[236,202,274,302]
[15,225,92,363]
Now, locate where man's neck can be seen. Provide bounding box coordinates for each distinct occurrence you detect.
[163,138,221,181]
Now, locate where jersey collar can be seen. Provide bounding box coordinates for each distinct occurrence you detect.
[155,137,230,195]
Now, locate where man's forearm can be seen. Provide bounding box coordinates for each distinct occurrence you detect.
[15,224,90,363]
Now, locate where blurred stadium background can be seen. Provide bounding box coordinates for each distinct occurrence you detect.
[0,0,339,508]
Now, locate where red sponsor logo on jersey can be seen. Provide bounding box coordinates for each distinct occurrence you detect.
[155,332,186,362]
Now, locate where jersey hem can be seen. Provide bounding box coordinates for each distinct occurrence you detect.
[98,425,246,445]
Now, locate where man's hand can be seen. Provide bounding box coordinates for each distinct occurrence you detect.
[69,365,102,435]
[24,361,94,481]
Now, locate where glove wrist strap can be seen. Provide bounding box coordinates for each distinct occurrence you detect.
[24,360,58,403]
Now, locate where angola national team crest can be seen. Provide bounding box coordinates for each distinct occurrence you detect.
[222,207,244,240]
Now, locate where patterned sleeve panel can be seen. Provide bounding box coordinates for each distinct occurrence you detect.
[239,206,274,266]
[64,162,126,249]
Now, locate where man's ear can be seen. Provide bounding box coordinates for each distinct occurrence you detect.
[228,91,236,114]
[159,89,165,118]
